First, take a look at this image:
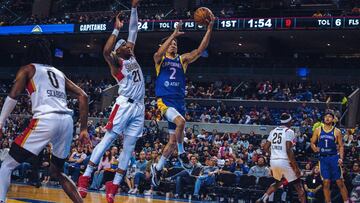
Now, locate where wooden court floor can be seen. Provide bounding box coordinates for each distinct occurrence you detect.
[7,184,190,203]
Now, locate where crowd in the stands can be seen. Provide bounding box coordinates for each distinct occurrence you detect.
[0,113,359,201]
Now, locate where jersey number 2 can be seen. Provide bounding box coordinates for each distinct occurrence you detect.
[272,133,282,144]
[170,68,176,79]
[47,71,59,88]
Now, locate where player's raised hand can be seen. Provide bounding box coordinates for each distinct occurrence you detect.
[131,0,140,8]
[206,13,216,31]
[172,21,185,37]
[79,129,91,147]
[115,13,125,30]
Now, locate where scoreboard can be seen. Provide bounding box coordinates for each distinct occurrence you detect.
[0,17,359,35]
[75,17,360,33]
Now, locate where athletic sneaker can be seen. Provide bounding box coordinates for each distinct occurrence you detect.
[129,188,138,194]
[128,188,134,194]
[178,153,192,170]
[151,164,162,187]
[78,175,91,198]
[144,189,153,196]
[105,181,119,203]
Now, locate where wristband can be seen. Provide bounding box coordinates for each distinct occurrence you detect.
[112,29,119,37]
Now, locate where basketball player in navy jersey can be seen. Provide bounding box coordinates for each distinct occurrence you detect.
[311,110,349,203]
[151,16,215,187]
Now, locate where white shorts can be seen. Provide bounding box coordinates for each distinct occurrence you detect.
[14,113,73,159]
[270,159,298,183]
[105,95,144,137]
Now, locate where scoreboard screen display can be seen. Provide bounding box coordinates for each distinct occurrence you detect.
[80,17,359,33]
[0,17,359,35]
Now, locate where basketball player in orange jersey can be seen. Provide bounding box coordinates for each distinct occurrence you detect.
[151,14,215,187]
[0,38,89,203]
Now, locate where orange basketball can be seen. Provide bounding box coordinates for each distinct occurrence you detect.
[194,7,213,26]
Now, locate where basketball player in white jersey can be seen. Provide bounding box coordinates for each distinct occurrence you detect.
[256,113,305,203]
[77,1,144,202]
[0,38,89,203]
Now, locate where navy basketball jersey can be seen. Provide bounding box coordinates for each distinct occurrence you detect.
[155,55,186,99]
[318,127,338,156]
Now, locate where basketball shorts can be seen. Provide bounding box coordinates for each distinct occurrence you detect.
[270,159,298,183]
[105,95,144,137]
[14,113,73,159]
[319,154,342,181]
[157,97,186,133]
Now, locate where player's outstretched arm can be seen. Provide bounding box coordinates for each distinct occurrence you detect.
[335,128,344,165]
[65,77,90,145]
[126,0,140,51]
[0,65,34,130]
[103,13,124,79]
[181,14,215,67]
[310,127,320,153]
[154,21,185,64]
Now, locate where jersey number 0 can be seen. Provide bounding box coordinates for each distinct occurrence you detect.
[47,70,59,89]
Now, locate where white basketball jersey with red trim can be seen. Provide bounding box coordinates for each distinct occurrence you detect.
[115,56,145,101]
[27,63,73,118]
[267,126,296,160]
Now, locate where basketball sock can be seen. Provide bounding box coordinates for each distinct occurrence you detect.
[261,193,269,202]
[83,165,96,177]
[177,143,185,154]
[113,173,124,185]
[0,155,20,202]
[156,155,167,171]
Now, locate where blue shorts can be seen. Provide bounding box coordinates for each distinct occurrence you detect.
[319,154,342,181]
[157,97,186,131]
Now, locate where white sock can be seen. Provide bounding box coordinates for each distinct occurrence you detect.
[262,193,269,202]
[113,173,123,185]
[156,156,167,171]
[0,156,20,202]
[269,192,274,201]
[83,165,96,177]
[177,143,185,154]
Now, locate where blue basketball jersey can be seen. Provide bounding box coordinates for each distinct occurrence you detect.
[318,127,338,156]
[155,55,186,99]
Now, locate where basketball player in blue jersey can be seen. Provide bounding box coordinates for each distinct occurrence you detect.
[151,17,215,187]
[311,110,349,203]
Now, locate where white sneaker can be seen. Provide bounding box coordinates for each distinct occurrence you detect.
[144,190,153,196]
[128,188,134,194]
[99,185,106,191]
[130,188,138,194]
